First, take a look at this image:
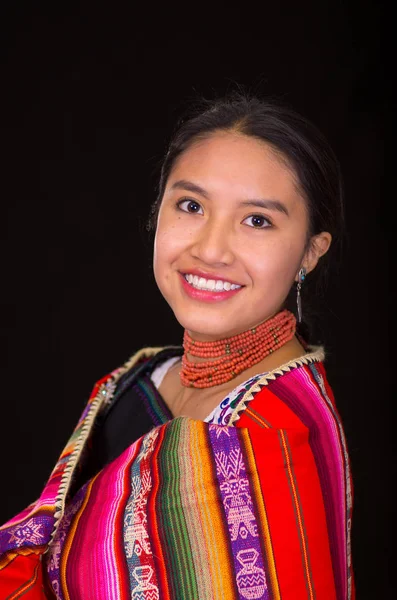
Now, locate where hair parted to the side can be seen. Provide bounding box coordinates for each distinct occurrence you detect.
[147,91,345,342]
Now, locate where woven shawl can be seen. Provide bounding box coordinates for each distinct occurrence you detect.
[0,347,355,599]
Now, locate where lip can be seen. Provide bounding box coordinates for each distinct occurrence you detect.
[178,272,244,303]
[179,268,243,287]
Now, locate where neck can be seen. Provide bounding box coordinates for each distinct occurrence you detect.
[180,309,297,389]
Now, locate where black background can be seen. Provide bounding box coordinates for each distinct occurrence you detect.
[0,2,393,598]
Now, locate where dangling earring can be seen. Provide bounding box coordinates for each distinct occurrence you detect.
[296,267,306,323]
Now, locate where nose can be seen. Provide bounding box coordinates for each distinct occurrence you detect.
[190,217,235,266]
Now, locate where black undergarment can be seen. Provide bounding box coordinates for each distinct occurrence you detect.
[70,346,183,497]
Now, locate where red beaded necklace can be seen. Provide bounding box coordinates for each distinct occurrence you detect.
[180,309,297,388]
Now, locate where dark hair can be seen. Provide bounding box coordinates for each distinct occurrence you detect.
[147,92,345,342]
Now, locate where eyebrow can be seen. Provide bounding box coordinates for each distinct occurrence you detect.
[170,180,210,199]
[170,179,290,217]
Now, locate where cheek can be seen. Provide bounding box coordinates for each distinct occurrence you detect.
[153,220,186,279]
[247,239,302,288]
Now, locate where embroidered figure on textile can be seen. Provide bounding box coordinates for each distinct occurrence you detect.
[132,565,159,600]
[209,423,231,438]
[215,448,258,541]
[137,428,159,463]
[46,485,87,599]
[125,429,160,557]
[236,548,268,600]
[7,518,44,547]
[50,580,61,600]
[210,427,269,600]
[125,470,153,558]
[124,431,160,600]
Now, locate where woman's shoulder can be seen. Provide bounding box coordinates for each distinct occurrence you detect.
[229,345,338,432]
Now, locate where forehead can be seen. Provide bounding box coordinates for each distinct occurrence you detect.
[166,132,302,201]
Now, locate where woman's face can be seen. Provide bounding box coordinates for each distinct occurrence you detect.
[154,132,324,341]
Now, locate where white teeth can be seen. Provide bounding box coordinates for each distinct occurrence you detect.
[184,274,242,292]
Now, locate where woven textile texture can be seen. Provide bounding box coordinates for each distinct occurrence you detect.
[0,347,355,599]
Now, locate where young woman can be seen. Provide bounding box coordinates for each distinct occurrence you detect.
[0,94,355,599]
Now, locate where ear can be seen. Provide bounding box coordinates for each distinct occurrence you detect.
[298,231,332,279]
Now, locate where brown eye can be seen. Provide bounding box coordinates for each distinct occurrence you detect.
[177,199,204,214]
[243,214,272,228]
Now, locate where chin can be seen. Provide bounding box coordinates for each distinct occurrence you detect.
[175,312,244,340]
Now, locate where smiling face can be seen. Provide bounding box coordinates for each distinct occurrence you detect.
[153,132,330,341]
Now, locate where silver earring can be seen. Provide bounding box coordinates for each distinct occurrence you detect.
[296,267,306,323]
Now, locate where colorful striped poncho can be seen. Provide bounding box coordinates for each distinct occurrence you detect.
[0,346,355,599]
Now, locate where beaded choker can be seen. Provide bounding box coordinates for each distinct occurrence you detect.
[180,309,297,388]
